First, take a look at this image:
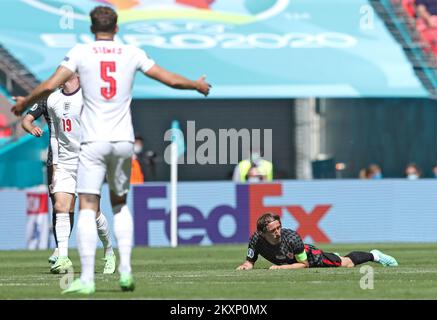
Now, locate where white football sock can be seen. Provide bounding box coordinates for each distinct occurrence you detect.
[113,205,133,274]
[96,212,114,256]
[77,209,98,284]
[51,247,59,257]
[55,213,70,257]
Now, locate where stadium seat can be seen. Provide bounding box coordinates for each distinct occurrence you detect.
[416,22,437,56]
[0,114,12,139]
[402,0,416,18]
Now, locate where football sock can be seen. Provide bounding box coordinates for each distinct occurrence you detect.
[96,212,114,256]
[345,251,375,265]
[55,213,70,257]
[77,209,97,284]
[113,205,133,274]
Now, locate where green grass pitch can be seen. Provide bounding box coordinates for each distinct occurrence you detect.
[1,243,437,299]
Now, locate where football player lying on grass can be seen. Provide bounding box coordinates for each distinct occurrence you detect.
[236,213,398,270]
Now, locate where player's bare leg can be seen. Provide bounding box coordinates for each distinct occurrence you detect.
[340,256,355,268]
[111,191,135,291]
[50,192,75,274]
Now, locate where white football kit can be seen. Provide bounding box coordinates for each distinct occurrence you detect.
[47,88,83,194]
[61,40,155,195]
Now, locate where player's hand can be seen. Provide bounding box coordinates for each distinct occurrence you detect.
[30,126,43,137]
[11,96,27,116]
[236,262,253,270]
[196,75,211,97]
[236,265,249,270]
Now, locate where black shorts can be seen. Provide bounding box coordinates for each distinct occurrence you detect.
[305,245,342,268]
[318,252,342,268]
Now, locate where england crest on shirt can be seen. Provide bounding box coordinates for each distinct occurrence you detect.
[64,102,70,112]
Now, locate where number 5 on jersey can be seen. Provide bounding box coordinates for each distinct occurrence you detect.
[101,61,116,99]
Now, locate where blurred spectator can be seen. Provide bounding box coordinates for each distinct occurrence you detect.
[432,163,437,178]
[0,114,12,146]
[416,0,437,27]
[0,114,11,136]
[233,151,273,183]
[401,0,417,18]
[359,164,383,179]
[367,164,383,179]
[130,136,146,184]
[358,168,368,179]
[405,163,422,180]
[415,0,437,55]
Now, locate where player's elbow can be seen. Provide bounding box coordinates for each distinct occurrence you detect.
[42,81,58,94]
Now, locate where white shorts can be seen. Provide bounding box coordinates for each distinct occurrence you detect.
[51,166,77,194]
[76,141,134,196]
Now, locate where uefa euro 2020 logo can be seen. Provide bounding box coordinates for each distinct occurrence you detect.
[23,0,290,25]
[25,0,356,50]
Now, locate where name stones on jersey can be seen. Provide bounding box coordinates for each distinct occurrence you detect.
[92,46,122,55]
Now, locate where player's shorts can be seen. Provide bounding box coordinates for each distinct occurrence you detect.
[76,141,133,196]
[317,252,342,267]
[51,166,77,194]
[305,244,342,268]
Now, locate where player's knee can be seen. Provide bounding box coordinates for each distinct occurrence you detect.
[79,193,100,211]
[341,257,355,268]
[54,201,69,213]
[110,191,127,209]
[112,203,127,214]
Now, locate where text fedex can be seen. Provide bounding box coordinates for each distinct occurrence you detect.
[133,184,331,246]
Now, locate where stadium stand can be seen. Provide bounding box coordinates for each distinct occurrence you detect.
[0,46,47,187]
[0,87,17,145]
[397,0,437,57]
[0,44,39,97]
[374,0,437,97]
[0,45,40,144]
[402,0,417,17]
[0,113,12,146]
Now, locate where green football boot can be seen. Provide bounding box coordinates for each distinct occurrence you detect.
[119,272,135,292]
[103,252,116,274]
[50,256,73,274]
[371,249,398,267]
[62,279,95,295]
[48,249,59,266]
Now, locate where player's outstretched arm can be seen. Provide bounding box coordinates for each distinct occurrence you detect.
[21,114,43,137]
[269,260,309,270]
[145,64,211,97]
[236,260,254,271]
[11,66,73,116]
